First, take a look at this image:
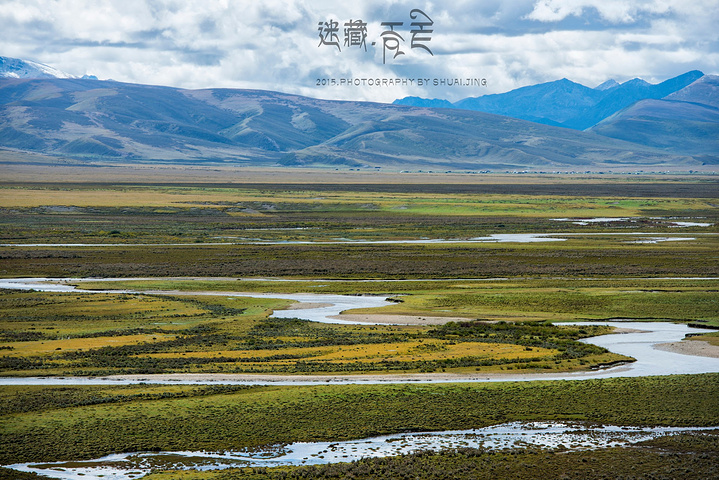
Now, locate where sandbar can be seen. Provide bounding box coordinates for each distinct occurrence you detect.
[653,339,719,358]
[330,314,474,325]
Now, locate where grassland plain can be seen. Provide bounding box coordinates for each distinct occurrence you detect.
[1,178,717,278]
[0,182,717,242]
[74,277,719,324]
[1,174,718,478]
[2,276,718,376]
[0,375,717,471]
[3,240,719,278]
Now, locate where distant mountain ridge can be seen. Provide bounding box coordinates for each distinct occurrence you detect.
[589,75,719,160]
[0,56,716,170]
[394,70,706,131]
[666,74,719,108]
[595,79,620,91]
[1,76,704,170]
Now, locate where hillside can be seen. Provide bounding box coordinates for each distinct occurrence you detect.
[395,71,706,131]
[0,77,704,170]
[589,75,719,162]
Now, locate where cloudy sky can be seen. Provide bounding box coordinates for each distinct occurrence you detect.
[1,0,717,102]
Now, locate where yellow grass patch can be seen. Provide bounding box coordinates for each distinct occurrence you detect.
[139,340,557,366]
[0,185,709,218]
[690,333,719,346]
[5,334,177,357]
[346,303,560,323]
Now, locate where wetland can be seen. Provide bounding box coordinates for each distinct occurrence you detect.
[1,172,717,479]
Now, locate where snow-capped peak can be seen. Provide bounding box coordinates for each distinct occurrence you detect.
[0,56,79,79]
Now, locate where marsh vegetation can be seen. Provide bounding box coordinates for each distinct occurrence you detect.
[0,174,717,478]
[0,288,627,376]
[0,180,717,278]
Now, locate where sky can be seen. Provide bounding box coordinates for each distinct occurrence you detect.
[1,0,718,102]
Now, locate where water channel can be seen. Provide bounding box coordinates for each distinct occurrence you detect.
[2,278,718,479]
[1,230,715,248]
[1,278,719,385]
[6,423,718,480]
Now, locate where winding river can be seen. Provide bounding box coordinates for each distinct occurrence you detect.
[1,278,718,385]
[2,278,718,480]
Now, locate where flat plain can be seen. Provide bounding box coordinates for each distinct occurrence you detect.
[0,169,717,478]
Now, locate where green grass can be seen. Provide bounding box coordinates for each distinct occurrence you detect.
[1,183,716,216]
[1,181,716,279]
[2,238,718,278]
[0,182,717,246]
[1,374,718,465]
[1,275,716,377]
[1,178,718,478]
[385,285,719,323]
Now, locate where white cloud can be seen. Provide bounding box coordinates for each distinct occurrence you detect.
[0,0,716,102]
[525,0,675,23]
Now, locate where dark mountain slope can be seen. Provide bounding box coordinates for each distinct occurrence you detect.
[0,77,701,169]
[454,78,602,126]
[395,70,705,131]
[564,70,705,129]
[589,75,719,162]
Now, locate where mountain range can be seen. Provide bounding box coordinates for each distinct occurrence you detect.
[394,71,706,130]
[591,75,719,161]
[1,56,717,170]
